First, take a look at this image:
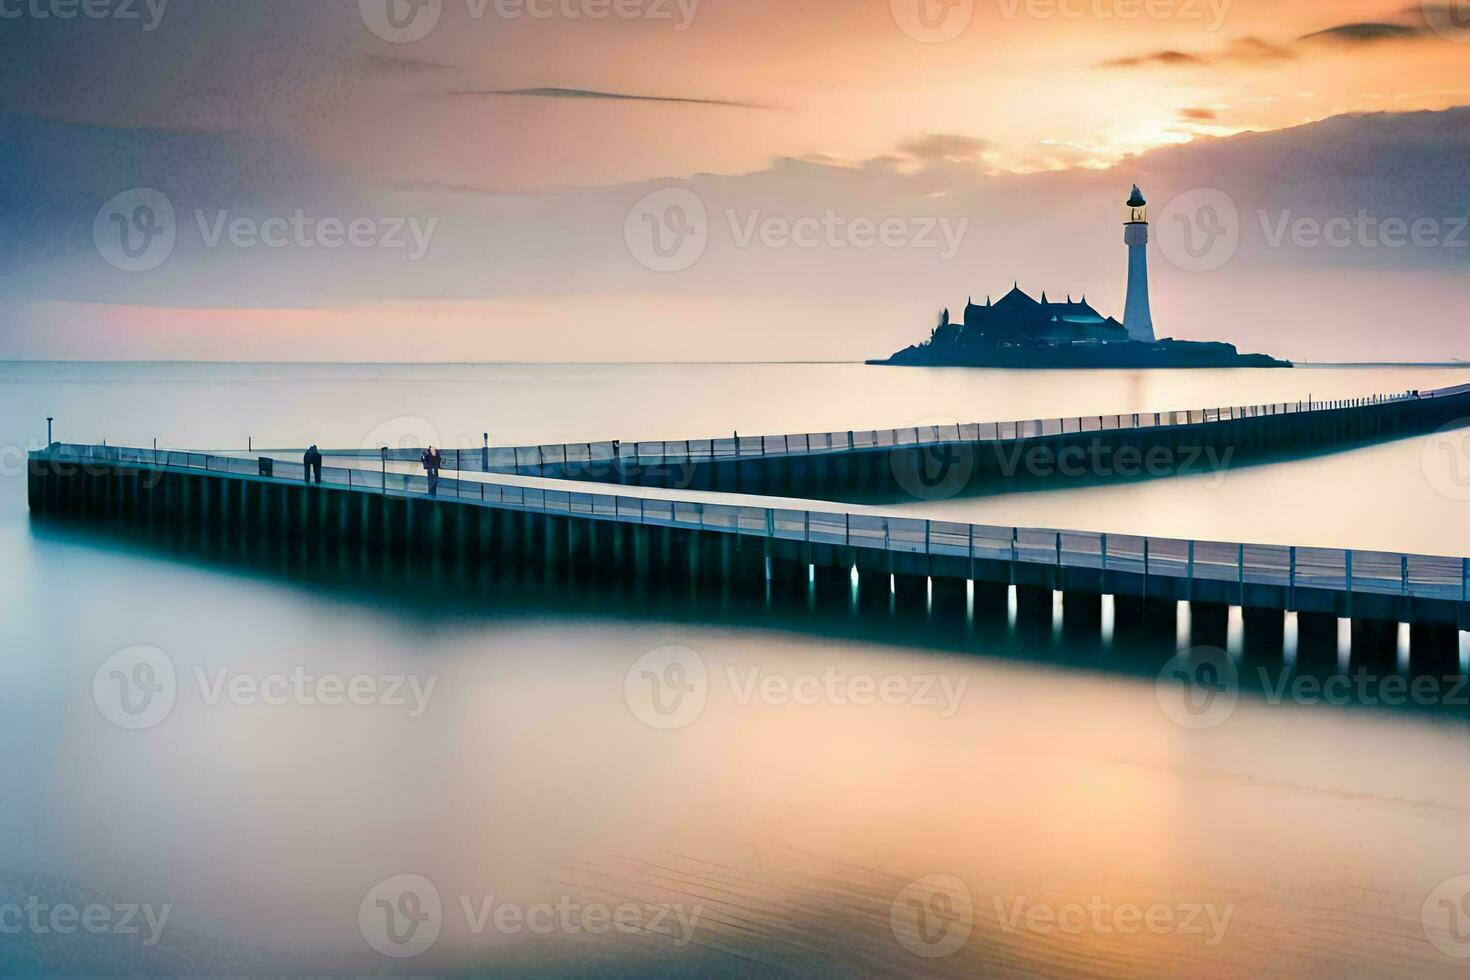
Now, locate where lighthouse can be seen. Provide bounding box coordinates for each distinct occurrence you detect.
[1122,184,1155,342]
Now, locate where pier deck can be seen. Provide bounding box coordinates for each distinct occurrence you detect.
[28,441,1470,638]
[302,383,1470,501]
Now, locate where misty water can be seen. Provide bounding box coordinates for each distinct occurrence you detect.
[6,360,1470,977]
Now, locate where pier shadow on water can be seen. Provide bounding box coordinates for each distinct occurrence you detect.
[29,510,1470,725]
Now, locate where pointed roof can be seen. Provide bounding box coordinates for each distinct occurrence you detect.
[1126,184,1146,207]
[993,285,1040,312]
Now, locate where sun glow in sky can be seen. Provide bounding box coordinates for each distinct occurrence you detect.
[286,0,1470,189]
[3,0,1470,361]
[8,0,1467,189]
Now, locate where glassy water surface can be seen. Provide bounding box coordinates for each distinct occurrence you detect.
[4,360,1470,977]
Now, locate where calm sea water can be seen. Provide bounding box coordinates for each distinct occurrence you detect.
[4,361,1470,977]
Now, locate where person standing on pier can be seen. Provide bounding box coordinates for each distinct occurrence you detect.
[303,445,323,485]
[422,445,442,496]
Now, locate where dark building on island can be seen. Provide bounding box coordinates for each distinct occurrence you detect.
[962,286,1127,343]
[923,285,1129,354]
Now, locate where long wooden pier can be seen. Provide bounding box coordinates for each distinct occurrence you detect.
[28,440,1470,665]
[315,383,1470,501]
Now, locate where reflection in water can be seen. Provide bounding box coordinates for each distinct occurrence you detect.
[9,362,1470,976]
[10,513,1470,975]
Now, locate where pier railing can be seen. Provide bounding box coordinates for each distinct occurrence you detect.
[311,383,1469,473]
[43,443,1470,603]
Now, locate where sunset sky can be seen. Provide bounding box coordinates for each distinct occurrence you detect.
[2,0,1469,360]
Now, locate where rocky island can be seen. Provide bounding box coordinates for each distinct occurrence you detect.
[870,287,1291,369]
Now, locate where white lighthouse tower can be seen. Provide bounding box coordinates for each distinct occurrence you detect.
[1122,184,1155,342]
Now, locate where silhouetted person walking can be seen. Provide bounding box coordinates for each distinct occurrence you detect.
[303,445,323,485]
[422,445,442,496]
